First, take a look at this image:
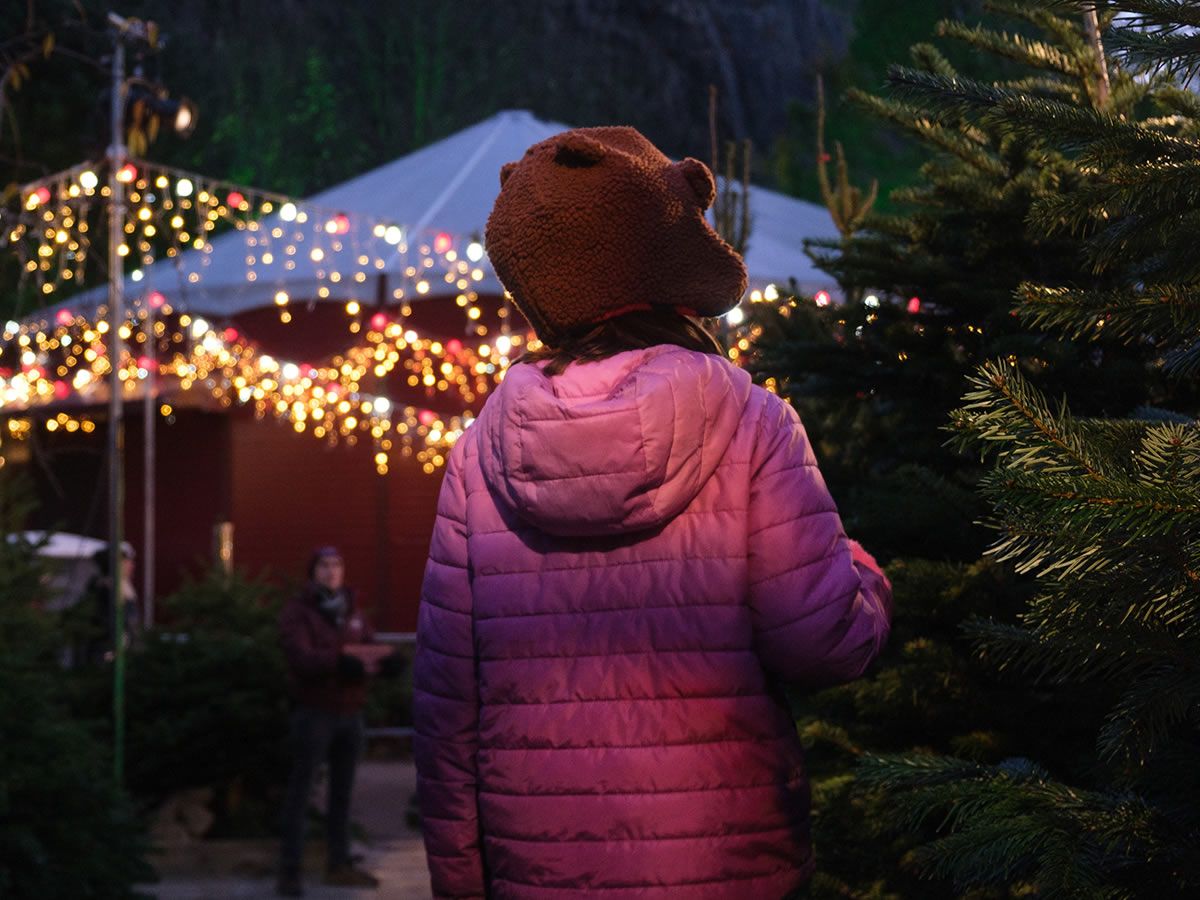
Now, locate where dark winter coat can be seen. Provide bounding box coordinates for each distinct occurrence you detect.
[414,346,893,899]
[279,584,374,714]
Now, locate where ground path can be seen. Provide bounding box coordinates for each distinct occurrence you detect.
[148,759,431,899]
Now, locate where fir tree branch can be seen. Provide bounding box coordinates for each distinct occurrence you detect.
[936,19,1088,83]
[985,0,1090,55]
[1024,0,1200,30]
[1030,1,1200,80]
[858,751,1166,896]
[1015,283,1200,345]
[1152,84,1200,121]
[1108,27,1200,80]
[977,468,1200,582]
[1031,160,1200,242]
[1098,664,1199,763]
[909,41,958,78]
[847,88,1008,177]
[886,67,1198,159]
[1025,576,1200,645]
[1092,209,1200,285]
[1163,335,1200,376]
[966,617,1146,684]
[1136,422,1200,483]
[1001,74,1089,102]
[951,360,1108,476]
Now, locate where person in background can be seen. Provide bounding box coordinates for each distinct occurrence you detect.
[85,541,138,663]
[276,545,382,896]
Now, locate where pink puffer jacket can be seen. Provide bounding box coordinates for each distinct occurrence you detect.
[415,345,892,899]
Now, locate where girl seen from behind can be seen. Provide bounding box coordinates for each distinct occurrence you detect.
[414,126,893,900]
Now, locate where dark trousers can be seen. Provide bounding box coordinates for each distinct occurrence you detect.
[279,706,365,874]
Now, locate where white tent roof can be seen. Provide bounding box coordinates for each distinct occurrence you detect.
[64,110,838,320]
[10,531,131,560]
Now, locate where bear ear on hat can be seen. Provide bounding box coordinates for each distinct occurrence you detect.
[553,132,606,168]
[676,157,716,209]
[499,161,518,187]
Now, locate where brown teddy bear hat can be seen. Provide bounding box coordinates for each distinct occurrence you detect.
[484,126,748,343]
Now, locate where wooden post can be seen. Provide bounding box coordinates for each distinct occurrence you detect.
[1083,7,1111,110]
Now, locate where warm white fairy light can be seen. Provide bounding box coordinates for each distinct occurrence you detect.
[3,162,808,474]
[8,160,480,329]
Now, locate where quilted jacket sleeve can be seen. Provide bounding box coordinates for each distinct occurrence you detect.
[414,446,485,899]
[747,392,893,689]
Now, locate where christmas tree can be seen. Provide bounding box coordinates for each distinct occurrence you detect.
[0,473,152,898]
[756,0,1159,559]
[853,1,1200,895]
[746,3,1192,896]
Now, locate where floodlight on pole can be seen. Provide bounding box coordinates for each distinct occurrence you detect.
[172,97,197,136]
[126,79,199,139]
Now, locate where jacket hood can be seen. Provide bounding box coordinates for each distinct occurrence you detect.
[476,345,752,537]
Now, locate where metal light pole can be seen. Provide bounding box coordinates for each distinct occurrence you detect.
[103,10,188,781]
[143,299,156,630]
[106,14,128,784]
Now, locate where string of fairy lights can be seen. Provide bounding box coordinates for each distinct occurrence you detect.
[3,158,497,328]
[0,160,535,475]
[0,295,533,476]
[0,158,865,476]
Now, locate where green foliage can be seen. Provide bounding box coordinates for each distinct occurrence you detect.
[793,558,1093,899]
[0,473,154,899]
[751,1,1200,895]
[127,630,289,835]
[953,363,1199,724]
[774,0,998,209]
[0,677,156,899]
[745,297,989,504]
[68,566,291,837]
[753,0,1174,546]
[857,754,1169,898]
[133,568,289,836]
[799,558,1041,753]
[161,564,284,640]
[1042,1,1200,81]
[775,2,1166,590]
[852,3,1200,896]
[812,10,1145,311]
[0,476,50,632]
